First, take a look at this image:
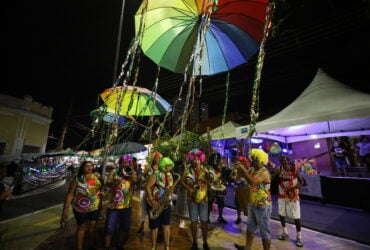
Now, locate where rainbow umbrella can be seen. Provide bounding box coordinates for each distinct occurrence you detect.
[100,85,171,116]
[135,0,269,75]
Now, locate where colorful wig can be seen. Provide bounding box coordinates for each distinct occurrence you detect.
[152,152,162,159]
[147,151,162,165]
[159,157,174,172]
[119,155,132,163]
[186,149,206,164]
[208,152,222,166]
[250,149,269,165]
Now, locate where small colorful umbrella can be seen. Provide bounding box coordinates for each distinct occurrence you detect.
[134,0,269,75]
[90,107,128,126]
[100,85,171,116]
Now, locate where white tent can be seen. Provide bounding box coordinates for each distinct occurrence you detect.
[202,121,241,140]
[236,68,370,143]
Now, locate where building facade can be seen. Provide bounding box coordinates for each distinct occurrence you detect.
[0,94,53,156]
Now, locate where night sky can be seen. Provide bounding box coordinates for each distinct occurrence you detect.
[2,0,370,150]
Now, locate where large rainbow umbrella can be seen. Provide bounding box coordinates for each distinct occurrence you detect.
[135,0,269,75]
[100,85,171,116]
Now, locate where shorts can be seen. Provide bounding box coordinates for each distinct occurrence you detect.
[148,206,171,229]
[208,191,225,207]
[188,199,208,222]
[278,199,301,219]
[73,209,100,226]
[335,158,348,169]
[105,207,132,235]
[247,205,272,240]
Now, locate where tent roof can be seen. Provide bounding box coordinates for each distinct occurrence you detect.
[236,68,370,143]
[203,121,241,140]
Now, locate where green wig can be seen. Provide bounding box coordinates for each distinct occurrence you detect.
[159,157,174,172]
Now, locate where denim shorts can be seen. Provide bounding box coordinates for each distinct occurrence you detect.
[335,158,348,169]
[105,207,132,235]
[188,199,208,222]
[247,205,272,240]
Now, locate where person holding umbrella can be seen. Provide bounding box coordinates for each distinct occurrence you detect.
[104,155,138,250]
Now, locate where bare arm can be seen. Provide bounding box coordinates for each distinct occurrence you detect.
[295,168,304,188]
[130,171,138,183]
[61,179,76,223]
[238,166,270,186]
[270,166,281,181]
[145,174,158,208]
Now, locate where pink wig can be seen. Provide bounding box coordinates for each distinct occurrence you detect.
[186,149,206,164]
[119,155,132,163]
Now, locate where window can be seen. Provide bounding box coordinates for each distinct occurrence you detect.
[22,145,41,154]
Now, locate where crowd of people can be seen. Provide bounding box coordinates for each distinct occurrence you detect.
[57,146,309,250]
[330,136,370,177]
[2,136,369,249]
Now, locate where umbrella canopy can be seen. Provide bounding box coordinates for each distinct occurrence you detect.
[135,0,268,75]
[107,142,147,155]
[100,85,171,116]
[90,107,128,126]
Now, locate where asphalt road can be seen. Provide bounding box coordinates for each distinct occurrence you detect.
[0,179,68,222]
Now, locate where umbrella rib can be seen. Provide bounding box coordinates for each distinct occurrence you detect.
[135,0,268,75]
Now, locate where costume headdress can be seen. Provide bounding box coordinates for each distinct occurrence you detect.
[119,155,132,163]
[186,148,206,164]
[152,152,162,159]
[250,149,269,165]
[147,151,162,165]
[159,157,174,172]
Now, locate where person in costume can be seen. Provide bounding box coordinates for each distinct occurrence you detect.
[104,155,138,250]
[137,152,162,236]
[273,155,304,247]
[182,149,212,250]
[207,152,227,224]
[230,156,250,224]
[61,160,103,250]
[146,157,176,250]
[174,160,190,229]
[234,149,272,250]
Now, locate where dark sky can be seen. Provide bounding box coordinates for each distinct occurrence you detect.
[2,0,370,150]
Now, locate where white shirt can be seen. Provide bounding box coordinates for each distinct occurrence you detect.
[356,142,370,156]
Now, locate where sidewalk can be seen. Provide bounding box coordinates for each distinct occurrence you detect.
[1,193,369,250]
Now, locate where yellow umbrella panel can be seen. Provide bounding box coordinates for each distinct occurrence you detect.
[100,86,171,116]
